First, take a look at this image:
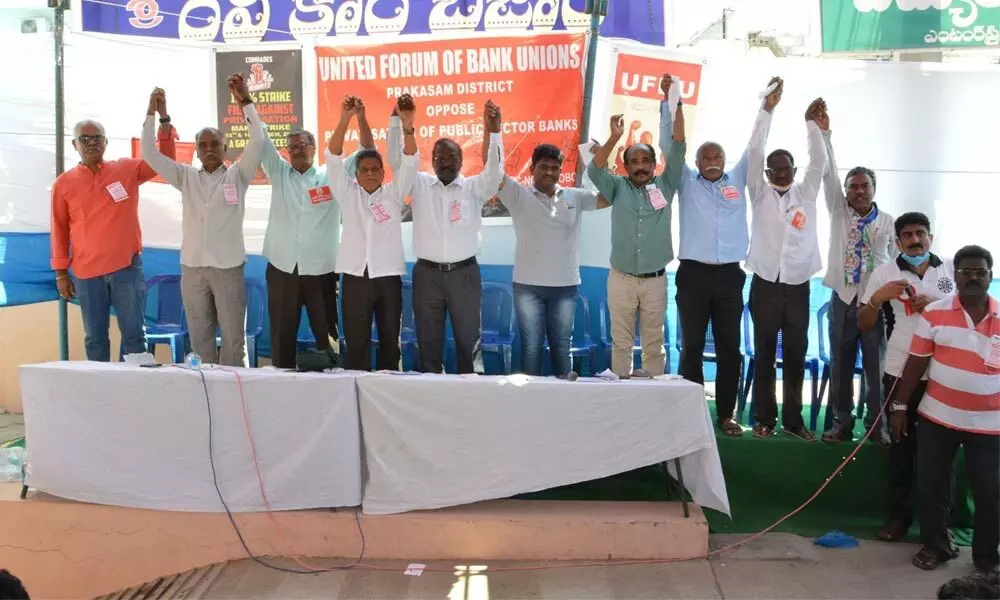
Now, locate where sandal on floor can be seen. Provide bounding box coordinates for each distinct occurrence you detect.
[912,546,954,571]
[752,425,775,438]
[875,518,909,542]
[718,419,743,437]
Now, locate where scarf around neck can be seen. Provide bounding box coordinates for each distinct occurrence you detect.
[844,203,879,286]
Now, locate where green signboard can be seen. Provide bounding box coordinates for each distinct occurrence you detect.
[821,0,1000,52]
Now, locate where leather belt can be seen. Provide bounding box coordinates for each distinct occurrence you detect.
[417,257,477,272]
[627,269,666,279]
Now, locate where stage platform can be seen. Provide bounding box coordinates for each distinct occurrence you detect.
[0,485,706,599]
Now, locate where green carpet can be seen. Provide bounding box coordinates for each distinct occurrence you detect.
[519,402,973,545]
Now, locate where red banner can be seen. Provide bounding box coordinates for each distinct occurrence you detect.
[316,33,586,217]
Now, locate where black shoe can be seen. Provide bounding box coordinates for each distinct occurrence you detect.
[822,421,854,443]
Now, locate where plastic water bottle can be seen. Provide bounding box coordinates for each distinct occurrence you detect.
[185,352,202,369]
[0,447,24,482]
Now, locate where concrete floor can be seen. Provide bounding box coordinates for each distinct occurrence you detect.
[183,534,978,599]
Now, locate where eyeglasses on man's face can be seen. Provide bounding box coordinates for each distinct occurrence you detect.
[956,268,990,279]
[76,135,105,144]
[287,142,313,152]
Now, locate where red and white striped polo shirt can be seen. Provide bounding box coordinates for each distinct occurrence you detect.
[908,295,1000,435]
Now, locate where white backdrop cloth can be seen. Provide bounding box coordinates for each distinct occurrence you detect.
[357,373,730,516]
[19,362,362,512]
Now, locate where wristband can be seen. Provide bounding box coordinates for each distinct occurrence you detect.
[890,402,908,412]
[56,274,68,281]
[403,128,415,135]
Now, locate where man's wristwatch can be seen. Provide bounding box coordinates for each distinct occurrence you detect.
[890,402,908,412]
[403,127,415,135]
[159,115,171,124]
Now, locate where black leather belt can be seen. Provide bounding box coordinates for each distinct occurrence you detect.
[628,269,666,279]
[417,257,477,272]
[680,260,741,270]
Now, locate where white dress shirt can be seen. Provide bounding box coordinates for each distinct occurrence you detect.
[388,116,504,263]
[141,104,264,269]
[327,150,418,278]
[745,112,828,286]
[821,130,896,303]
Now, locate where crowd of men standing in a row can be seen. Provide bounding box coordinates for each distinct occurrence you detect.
[51,72,996,576]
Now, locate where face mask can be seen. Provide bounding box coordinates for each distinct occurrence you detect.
[901,252,929,267]
[769,182,792,193]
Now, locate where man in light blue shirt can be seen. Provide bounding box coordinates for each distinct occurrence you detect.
[259,106,374,368]
[670,77,777,437]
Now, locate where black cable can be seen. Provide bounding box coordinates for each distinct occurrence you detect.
[197,367,366,575]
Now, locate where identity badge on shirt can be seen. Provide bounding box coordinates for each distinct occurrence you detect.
[721,186,740,201]
[308,185,333,205]
[450,199,463,223]
[106,181,129,203]
[370,201,392,224]
[791,210,807,231]
[645,184,667,210]
[985,334,1000,370]
[223,183,239,205]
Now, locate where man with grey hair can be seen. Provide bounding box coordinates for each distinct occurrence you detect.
[141,74,265,366]
[258,105,375,369]
[50,89,176,362]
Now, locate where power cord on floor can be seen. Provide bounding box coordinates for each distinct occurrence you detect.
[198,366,898,575]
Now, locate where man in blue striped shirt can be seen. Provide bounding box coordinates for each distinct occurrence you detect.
[669,77,778,437]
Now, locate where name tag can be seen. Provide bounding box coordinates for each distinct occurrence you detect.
[308,185,333,205]
[223,183,239,205]
[106,181,129,203]
[791,210,807,231]
[645,184,667,210]
[450,199,463,223]
[721,186,740,201]
[985,335,1000,369]
[370,202,392,224]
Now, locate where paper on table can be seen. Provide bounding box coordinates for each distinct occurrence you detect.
[666,75,682,115]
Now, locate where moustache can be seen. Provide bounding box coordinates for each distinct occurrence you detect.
[633,170,650,177]
[704,166,722,173]
[907,244,923,250]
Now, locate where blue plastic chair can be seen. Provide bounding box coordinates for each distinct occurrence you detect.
[144,274,188,364]
[598,298,671,374]
[542,293,600,375]
[738,304,821,427]
[480,281,516,374]
[675,316,746,409]
[817,301,866,431]
[214,278,266,367]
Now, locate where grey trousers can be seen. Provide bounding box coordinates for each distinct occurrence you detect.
[181,264,247,367]
[829,292,885,428]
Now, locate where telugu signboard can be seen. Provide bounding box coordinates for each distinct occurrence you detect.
[316,33,585,219]
[215,49,303,183]
[821,0,1000,53]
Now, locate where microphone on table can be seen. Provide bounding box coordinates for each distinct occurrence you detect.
[556,371,579,381]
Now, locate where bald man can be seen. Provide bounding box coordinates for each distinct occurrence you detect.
[669,77,781,437]
[140,74,265,366]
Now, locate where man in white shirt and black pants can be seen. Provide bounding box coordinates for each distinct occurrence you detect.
[388,95,504,374]
[856,212,955,543]
[327,95,418,371]
[141,75,264,367]
[745,84,828,440]
[818,107,896,444]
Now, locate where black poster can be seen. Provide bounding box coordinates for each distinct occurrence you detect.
[215,49,303,182]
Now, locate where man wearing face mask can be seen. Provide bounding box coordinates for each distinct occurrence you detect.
[817,107,897,444]
[328,95,418,371]
[857,212,955,543]
[587,75,685,378]
[745,92,828,440]
[889,244,997,574]
[494,144,609,377]
[387,94,504,375]
[50,89,176,362]
[258,100,375,369]
[141,75,265,366]
[671,76,779,436]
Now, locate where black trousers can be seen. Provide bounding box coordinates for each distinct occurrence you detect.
[884,374,928,525]
[341,271,402,372]
[265,263,338,369]
[675,260,746,423]
[412,259,483,374]
[748,274,810,429]
[918,417,999,568]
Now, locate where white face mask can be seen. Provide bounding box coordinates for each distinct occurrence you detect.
[769,182,792,193]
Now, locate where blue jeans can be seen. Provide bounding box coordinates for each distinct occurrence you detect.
[513,283,576,376]
[75,254,147,362]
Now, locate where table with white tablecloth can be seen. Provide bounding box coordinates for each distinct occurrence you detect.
[19,362,362,512]
[356,373,730,516]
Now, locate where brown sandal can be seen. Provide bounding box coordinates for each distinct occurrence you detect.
[912,546,957,571]
[719,419,743,437]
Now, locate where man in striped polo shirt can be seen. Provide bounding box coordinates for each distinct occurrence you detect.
[890,245,999,574]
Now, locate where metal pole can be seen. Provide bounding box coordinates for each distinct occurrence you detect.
[54,0,69,361]
[576,0,606,185]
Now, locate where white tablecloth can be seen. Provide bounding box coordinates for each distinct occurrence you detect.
[356,373,730,516]
[19,362,362,512]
